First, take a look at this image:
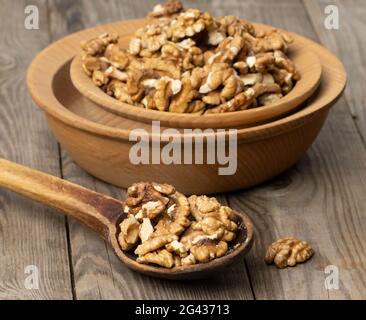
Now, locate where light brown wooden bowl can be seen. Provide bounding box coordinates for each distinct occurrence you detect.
[27,20,346,195]
[69,19,322,129]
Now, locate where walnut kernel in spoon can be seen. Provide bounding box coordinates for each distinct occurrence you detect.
[118,182,238,268]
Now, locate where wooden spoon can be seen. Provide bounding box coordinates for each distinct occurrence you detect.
[0,159,253,280]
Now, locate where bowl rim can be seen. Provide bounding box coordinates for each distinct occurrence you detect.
[69,22,323,129]
[27,19,347,142]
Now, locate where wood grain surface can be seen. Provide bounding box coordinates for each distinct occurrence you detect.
[0,0,72,299]
[304,0,366,142]
[0,0,365,299]
[225,0,366,299]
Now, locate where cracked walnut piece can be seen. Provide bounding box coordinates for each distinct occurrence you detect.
[136,249,175,268]
[118,214,140,251]
[80,0,300,114]
[265,237,314,269]
[148,0,183,18]
[117,182,239,269]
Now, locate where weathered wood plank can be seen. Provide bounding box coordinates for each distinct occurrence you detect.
[304,0,366,141]
[0,0,72,299]
[225,0,366,299]
[229,99,366,299]
[48,0,254,299]
[46,0,366,300]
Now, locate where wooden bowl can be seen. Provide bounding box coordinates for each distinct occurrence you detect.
[27,20,346,195]
[69,19,322,129]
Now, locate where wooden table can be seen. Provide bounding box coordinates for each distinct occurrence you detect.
[0,0,365,300]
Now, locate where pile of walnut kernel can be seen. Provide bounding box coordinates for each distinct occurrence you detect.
[80,0,300,114]
[118,182,239,268]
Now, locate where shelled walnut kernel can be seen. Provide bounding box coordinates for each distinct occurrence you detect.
[80,0,300,114]
[118,182,239,268]
[265,237,314,269]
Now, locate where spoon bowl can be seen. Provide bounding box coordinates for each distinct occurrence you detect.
[0,159,253,279]
[112,210,253,279]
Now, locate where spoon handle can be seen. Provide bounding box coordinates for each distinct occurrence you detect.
[0,158,123,240]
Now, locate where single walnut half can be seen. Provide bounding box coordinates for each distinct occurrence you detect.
[243,29,293,54]
[118,214,140,251]
[206,82,281,113]
[216,15,256,38]
[165,240,188,257]
[190,239,228,263]
[130,56,181,79]
[192,217,226,240]
[130,24,169,55]
[81,32,118,56]
[169,77,198,113]
[188,195,237,242]
[139,218,154,243]
[265,237,314,269]
[169,8,214,42]
[181,253,196,266]
[160,41,204,71]
[154,191,191,236]
[137,249,175,268]
[135,233,178,256]
[106,79,134,104]
[148,0,183,18]
[81,56,109,77]
[123,182,172,220]
[193,63,244,101]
